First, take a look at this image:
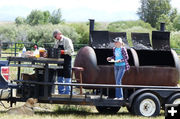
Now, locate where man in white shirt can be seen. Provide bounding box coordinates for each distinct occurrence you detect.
[53,29,74,94]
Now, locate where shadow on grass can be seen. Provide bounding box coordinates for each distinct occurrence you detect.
[35,106,165,117]
[0,111,6,114]
[35,111,133,117]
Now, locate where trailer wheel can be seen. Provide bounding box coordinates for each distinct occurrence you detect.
[96,106,120,114]
[166,93,180,104]
[132,93,160,117]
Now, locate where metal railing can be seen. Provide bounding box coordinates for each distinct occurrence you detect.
[172,48,180,55]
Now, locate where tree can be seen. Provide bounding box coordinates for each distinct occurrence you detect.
[70,23,89,44]
[169,8,177,22]
[15,16,25,25]
[15,9,63,25]
[137,0,176,28]
[50,8,64,24]
[26,10,50,25]
[173,15,180,31]
[43,11,51,24]
[156,14,174,31]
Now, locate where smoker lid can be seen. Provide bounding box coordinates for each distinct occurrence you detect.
[152,31,170,51]
[131,32,152,50]
[90,31,129,49]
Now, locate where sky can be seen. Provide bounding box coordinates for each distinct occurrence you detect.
[0,0,180,22]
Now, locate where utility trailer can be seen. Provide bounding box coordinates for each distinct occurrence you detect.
[0,20,180,117]
[0,57,180,117]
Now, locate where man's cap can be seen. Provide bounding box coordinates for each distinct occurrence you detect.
[113,37,123,43]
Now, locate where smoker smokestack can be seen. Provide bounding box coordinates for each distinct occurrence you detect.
[160,22,165,31]
[89,19,95,46]
[89,19,95,31]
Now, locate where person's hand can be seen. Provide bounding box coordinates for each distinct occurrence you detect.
[116,59,122,63]
[61,50,65,54]
[107,57,112,61]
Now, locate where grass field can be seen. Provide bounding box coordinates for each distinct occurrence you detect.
[0,101,165,119]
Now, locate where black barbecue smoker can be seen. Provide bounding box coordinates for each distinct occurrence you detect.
[74,19,180,87]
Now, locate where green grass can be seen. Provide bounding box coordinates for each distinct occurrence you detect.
[0,102,165,119]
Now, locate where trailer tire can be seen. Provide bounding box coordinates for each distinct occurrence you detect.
[96,106,120,114]
[132,93,160,117]
[166,93,180,104]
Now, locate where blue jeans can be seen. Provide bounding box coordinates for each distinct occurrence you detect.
[64,78,71,94]
[58,77,71,94]
[58,77,65,94]
[114,66,125,98]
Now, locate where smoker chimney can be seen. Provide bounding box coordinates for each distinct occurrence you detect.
[89,19,95,31]
[160,22,165,31]
[89,19,95,46]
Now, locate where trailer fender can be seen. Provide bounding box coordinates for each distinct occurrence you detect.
[128,89,157,107]
[166,92,180,104]
[128,88,177,107]
[128,89,148,107]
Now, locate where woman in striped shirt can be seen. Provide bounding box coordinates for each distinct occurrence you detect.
[107,37,130,100]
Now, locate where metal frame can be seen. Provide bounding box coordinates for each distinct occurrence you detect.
[7,80,180,106]
[4,56,180,108]
[7,56,64,99]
